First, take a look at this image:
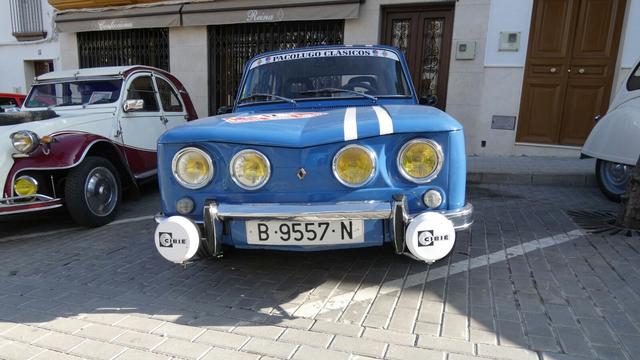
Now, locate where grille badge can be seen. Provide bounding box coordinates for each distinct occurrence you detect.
[297,168,307,180]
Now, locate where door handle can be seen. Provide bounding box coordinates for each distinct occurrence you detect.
[160,115,168,125]
[578,68,585,74]
[550,67,557,73]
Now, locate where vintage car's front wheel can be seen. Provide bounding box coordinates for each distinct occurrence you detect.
[65,157,122,227]
[596,159,632,202]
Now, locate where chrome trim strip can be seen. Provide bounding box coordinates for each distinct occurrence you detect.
[0,193,55,204]
[217,201,393,221]
[134,169,158,179]
[0,203,63,216]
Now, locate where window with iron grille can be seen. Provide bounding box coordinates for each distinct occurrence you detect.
[10,0,47,41]
[208,20,344,115]
[77,28,169,70]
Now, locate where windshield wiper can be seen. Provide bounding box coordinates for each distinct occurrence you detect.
[297,88,378,102]
[238,93,297,105]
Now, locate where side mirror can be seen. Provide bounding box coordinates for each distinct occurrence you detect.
[123,99,144,112]
[419,95,438,107]
[217,105,233,115]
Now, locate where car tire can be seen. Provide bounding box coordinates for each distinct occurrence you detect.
[65,156,122,227]
[596,159,632,202]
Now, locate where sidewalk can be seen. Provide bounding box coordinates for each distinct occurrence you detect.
[467,155,596,186]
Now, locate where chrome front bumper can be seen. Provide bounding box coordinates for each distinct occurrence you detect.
[155,199,473,256]
[0,194,63,215]
[207,201,473,230]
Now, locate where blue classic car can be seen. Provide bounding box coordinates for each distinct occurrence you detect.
[154,45,472,264]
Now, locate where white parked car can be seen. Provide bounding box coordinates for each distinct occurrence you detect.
[0,66,197,226]
[582,60,640,201]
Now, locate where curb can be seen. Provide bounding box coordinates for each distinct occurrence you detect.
[468,172,596,186]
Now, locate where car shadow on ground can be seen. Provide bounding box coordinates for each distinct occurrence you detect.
[0,184,633,359]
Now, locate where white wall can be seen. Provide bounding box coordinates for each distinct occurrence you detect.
[0,0,60,94]
[484,0,533,67]
[169,27,208,119]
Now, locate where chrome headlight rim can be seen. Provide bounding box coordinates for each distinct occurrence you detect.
[171,147,214,190]
[10,130,39,154]
[229,149,271,191]
[397,138,444,184]
[332,144,377,188]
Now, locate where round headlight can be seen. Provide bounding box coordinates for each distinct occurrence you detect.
[332,144,376,187]
[172,147,214,189]
[14,176,38,197]
[230,149,271,190]
[10,131,39,153]
[397,139,443,183]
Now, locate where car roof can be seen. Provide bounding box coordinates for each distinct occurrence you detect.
[35,65,162,81]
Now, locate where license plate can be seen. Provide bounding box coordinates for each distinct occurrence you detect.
[246,220,365,245]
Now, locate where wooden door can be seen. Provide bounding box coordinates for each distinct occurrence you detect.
[517,0,626,145]
[381,5,454,110]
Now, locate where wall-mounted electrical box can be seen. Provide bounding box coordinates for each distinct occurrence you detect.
[499,32,521,52]
[455,40,476,60]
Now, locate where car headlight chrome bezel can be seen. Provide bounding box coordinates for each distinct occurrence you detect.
[229,149,271,190]
[10,130,40,154]
[171,147,214,189]
[332,144,377,188]
[397,138,444,184]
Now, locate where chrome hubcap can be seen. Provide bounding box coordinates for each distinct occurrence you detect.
[84,167,117,216]
[605,162,631,187]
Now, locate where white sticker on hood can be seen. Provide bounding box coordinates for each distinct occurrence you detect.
[223,112,327,124]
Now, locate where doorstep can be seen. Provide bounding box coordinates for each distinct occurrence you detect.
[467,155,596,186]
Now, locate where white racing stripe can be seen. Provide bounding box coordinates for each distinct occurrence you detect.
[343,107,358,141]
[293,229,585,318]
[372,106,394,135]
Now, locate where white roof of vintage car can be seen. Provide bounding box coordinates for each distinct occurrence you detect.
[35,66,139,81]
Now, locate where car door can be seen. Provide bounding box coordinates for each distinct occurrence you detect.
[119,73,165,176]
[154,75,188,130]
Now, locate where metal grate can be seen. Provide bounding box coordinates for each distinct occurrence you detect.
[10,0,47,41]
[208,20,345,115]
[78,28,170,70]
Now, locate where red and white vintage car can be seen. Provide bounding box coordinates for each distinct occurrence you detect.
[0,66,197,226]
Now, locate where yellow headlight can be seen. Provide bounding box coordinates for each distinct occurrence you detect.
[398,139,443,183]
[14,176,38,197]
[172,148,214,189]
[230,149,271,190]
[333,145,376,187]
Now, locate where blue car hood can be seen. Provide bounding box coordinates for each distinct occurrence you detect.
[160,105,463,148]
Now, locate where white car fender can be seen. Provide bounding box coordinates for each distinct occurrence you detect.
[582,103,640,166]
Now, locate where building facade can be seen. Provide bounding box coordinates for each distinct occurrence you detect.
[0,0,61,95]
[47,0,640,156]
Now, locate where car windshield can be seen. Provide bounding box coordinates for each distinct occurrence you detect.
[238,48,411,105]
[25,79,123,108]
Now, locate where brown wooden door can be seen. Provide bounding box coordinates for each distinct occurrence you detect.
[381,5,454,110]
[516,0,626,145]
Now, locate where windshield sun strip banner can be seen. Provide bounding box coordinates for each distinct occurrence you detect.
[249,48,400,69]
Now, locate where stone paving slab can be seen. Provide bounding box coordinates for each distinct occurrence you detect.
[1,184,639,359]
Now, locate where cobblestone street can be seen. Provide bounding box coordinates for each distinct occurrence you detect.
[1,184,638,360]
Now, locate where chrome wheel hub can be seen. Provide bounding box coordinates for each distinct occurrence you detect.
[84,167,117,216]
